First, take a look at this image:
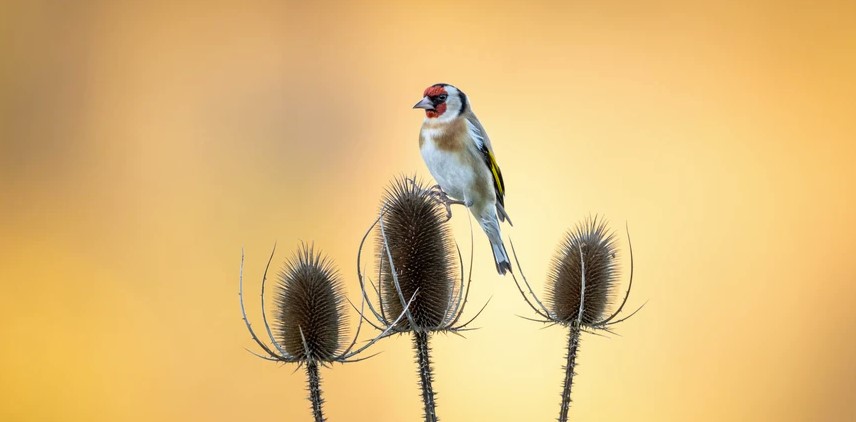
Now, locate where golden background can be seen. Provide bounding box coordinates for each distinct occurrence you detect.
[2,1,855,421]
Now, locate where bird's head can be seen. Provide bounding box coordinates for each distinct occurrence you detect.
[413,83,467,120]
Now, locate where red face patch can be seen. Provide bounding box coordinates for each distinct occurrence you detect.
[423,85,448,97]
[423,84,449,118]
[426,103,447,118]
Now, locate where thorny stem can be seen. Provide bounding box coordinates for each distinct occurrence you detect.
[413,331,438,422]
[558,323,582,422]
[558,245,587,422]
[306,360,325,422]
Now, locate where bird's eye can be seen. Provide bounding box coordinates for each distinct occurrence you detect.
[437,95,447,102]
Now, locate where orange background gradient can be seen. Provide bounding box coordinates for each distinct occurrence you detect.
[2,1,855,421]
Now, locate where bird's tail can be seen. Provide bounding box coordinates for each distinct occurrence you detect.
[490,237,512,275]
[480,215,512,275]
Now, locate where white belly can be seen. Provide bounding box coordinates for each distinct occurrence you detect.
[420,139,475,202]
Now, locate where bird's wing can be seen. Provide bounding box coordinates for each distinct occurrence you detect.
[464,113,493,150]
[465,116,506,209]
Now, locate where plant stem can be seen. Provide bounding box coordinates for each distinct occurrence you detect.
[306,360,325,422]
[413,330,438,422]
[558,322,582,422]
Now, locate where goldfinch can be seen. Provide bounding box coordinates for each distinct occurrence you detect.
[413,83,513,275]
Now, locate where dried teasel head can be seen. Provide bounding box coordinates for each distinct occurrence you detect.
[508,216,640,422]
[376,177,460,331]
[547,216,619,326]
[274,243,348,362]
[241,241,414,364]
[240,242,405,422]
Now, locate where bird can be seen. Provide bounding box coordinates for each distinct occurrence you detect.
[413,83,513,275]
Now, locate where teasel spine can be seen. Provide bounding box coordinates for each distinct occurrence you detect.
[306,360,324,422]
[558,241,593,422]
[557,245,588,422]
[558,321,581,422]
[414,330,437,422]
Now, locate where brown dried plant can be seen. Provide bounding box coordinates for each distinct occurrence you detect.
[355,176,488,422]
[511,216,642,422]
[239,243,409,422]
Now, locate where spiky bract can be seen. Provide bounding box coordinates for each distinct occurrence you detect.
[274,243,347,361]
[377,177,458,331]
[547,216,619,325]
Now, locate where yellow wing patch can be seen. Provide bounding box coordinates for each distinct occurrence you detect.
[487,150,504,196]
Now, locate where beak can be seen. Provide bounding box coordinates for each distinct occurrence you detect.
[413,96,435,110]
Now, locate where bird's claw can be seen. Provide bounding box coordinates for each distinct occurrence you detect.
[425,188,452,220]
[425,186,468,221]
[408,181,467,221]
[440,200,454,221]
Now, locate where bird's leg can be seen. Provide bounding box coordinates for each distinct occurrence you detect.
[425,184,444,196]
[426,186,467,220]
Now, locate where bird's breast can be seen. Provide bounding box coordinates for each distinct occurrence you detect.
[420,125,484,203]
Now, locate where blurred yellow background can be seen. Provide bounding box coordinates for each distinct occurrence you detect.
[2,0,855,421]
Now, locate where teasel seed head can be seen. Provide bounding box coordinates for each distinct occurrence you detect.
[547,216,619,326]
[274,243,348,362]
[377,177,459,332]
[508,216,640,422]
[241,241,404,422]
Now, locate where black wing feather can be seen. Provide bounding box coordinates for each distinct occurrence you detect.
[479,144,505,207]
